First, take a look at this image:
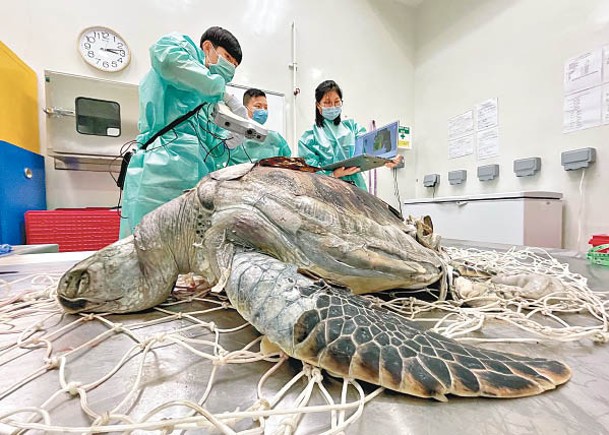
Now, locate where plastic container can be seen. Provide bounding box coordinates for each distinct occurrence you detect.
[587,244,609,267]
[589,234,609,253]
[25,208,120,252]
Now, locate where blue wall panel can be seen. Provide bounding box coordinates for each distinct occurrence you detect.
[0,140,47,244]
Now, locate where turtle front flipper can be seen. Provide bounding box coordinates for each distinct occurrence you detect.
[225,251,571,401]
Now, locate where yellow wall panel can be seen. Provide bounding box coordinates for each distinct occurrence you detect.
[0,41,40,154]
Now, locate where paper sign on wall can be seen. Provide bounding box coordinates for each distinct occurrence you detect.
[564,50,602,94]
[477,127,500,160]
[602,84,609,125]
[447,110,474,159]
[563,86,602,133]
[448,111,474,140]
[603,45,609,84]
[563,48,605,133]
[448,135,474,160]
[398,125,412,149]
[476,98,498,131]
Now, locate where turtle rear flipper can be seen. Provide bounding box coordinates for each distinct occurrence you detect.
[226,251,571,401]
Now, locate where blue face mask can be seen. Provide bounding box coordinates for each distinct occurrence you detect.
[252,109,268,125]
[321,106,342,121]
[208,49,236,83]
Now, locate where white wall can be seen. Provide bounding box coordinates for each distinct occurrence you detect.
[413,0,609,251]
[0,0,415,210]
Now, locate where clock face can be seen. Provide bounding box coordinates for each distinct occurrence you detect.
[78,26,131,72]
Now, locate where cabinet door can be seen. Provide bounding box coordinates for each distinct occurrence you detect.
[0,141,46,244]
[44,70,139,157]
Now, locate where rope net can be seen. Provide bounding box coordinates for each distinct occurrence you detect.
[369,246,609,344]
[0,273,381,434]
[1,246,608,433]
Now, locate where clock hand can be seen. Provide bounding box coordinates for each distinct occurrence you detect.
[101,47,121,54]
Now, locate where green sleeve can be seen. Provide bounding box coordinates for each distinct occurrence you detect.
[150,33,225,101]
[273,132,292,157]
[298,130,321,168]
[344,119,367,139]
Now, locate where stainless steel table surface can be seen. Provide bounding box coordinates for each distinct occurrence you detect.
[1,241,608,434]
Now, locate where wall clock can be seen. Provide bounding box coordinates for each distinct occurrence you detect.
[78,26,131,72]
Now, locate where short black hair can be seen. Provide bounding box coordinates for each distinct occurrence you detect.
[200,26,242,64]
[315,80,343,128]
[243,88,266,106]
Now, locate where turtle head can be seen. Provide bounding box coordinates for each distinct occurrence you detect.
[57,236,177,313]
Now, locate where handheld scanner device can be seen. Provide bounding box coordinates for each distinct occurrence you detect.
[212,102,269,146]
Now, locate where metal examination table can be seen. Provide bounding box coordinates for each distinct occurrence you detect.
[1,241,608,434]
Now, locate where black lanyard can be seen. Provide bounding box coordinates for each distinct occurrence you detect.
[116,103,206,189]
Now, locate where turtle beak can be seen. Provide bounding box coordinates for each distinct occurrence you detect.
[57,296,88,312]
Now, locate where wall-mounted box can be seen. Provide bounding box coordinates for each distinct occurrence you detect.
[561,147,596,171]
[448,170,467,185]
[477,164,500,181]
[514,157,541,177]
[423,174,440,187]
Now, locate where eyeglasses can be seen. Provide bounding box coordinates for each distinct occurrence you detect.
[320,101,343,108]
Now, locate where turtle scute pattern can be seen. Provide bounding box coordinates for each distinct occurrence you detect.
[293,284,570,401]
[226,251,570,401]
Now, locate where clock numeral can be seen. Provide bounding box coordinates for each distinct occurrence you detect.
[84,42,91,49]
[102,61,110,69]
[111,61,118,68]
[95,31,110,40]
[87,51,95,58]
[86,36,95,44]
[118,58,123,63]
[117,42,124,49]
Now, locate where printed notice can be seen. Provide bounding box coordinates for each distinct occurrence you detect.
[563,86,602,133]
[476,98,498,131]
[448,111,474,139]
[564,50,602,94]
[603,45,609,83]
[603,84,609,125]
[448,134,474,159]
[477,128,499,160]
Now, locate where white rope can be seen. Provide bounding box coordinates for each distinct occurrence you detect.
[1,247,607,433]
[576,168,586,251]
[372,246,609,343]
[0,273,374,434]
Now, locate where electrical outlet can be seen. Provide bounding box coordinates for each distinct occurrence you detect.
[561,147,596,171]
[448,170,467,185]
[477,164,500,182]
[514,157,541,177]
[423,174,440,187]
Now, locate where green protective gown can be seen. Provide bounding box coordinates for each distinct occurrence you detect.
[120,32,231,238]
[298,119,367,190]
[228,130,292,165]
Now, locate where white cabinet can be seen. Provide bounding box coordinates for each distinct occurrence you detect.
[403,192,563,248]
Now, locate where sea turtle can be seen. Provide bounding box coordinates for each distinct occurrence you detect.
[57,160,570,400]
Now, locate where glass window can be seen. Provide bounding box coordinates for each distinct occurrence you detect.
[75,97,121,137]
